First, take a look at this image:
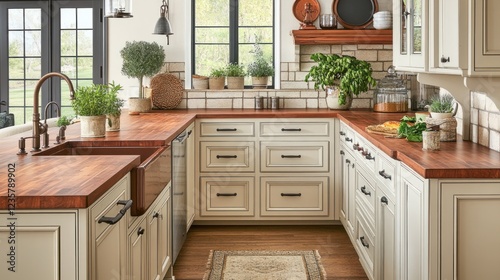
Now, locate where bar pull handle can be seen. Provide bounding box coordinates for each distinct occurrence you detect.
[360,186,371,196]
[98,200,133,225]
[360,236,369,248]
[281,155,302,158]
[216,155,237,159]
[281,193,302,197]
[345,137,353,143]
[216,128,237,132]
[217,193,237,197]
[281,128,302,132]
[340,131,346,136]
[379,170,392,180]
[364,153,375,161]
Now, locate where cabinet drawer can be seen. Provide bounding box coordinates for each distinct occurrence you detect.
[260,122,330,137]
[260,177,329,216]
[339,121,355,145]
[355,210,375,278]
[200,177,254,217]
[355,168,375,225]
[200,142,255,172]
[199,122,255,137]
[260,141,329,172]
[376,153,397,200]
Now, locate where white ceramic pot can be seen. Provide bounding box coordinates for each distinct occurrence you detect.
[325,87,351,110]
[106,113,121,131]
[80,115,106,138]
[251,76,269,89]
[128,97,152,115]
[430,112,453,119]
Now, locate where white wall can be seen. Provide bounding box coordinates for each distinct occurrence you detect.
[108,0,392,90]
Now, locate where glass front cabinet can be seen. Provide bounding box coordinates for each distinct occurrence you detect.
[393,0,428,72]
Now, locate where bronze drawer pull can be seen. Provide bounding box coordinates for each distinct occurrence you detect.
[137,227,145,236]
[379,170,392,180]
[364,153,375,160]
[281,128,302,132]
[340,131,346,136]
[360,186,371,196]
[345,137,353,142]
[216,128,237,131]
[216,155,237,159]
[98,199,133,225]
[216,193,237,197]
[360,236,369,248]
[281,193,302,197]
[381,196,388,205]
[281,155,301,158]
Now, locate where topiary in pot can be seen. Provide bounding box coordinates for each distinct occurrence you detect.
[305,53,376,110]
[120,41,165,114]
[247,40,274,89]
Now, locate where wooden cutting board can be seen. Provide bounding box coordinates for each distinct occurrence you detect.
[365,124,399,137]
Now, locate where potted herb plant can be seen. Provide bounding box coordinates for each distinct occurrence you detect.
[305,53,376,110]
[225,63,245,89]
[72,83,122,137]
[106,82,125,131]
[208,67,226,90]
[428,93,457,119]
[247,41,274,89]
[120,41,165,114]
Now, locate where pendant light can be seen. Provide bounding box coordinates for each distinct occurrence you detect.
[104,0,133,18]
[153,0,173,44]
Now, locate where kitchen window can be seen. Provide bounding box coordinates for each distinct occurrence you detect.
[192,0,275,88]
[0,0,103,125]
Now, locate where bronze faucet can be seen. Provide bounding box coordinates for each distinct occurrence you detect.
[31,72,75,152]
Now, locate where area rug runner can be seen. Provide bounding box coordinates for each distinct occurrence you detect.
[202,250,327,280]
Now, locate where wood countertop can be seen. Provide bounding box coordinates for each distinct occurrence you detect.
[1,108,499,210]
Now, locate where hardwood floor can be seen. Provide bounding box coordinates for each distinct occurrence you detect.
[172,225,368,280]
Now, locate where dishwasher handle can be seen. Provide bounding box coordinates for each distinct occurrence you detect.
[175,129,192,143]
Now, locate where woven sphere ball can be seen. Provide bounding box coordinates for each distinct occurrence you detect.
[150,73,184,109]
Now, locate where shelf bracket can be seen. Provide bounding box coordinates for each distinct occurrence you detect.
[417,73,471,141]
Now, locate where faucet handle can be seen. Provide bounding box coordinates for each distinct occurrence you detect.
[59,125,66,140]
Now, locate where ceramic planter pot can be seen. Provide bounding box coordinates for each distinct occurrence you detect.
[106,113,121,131]
[209,77,225,90]
[192,76,209,89]
[251,76,269,89]
[80,115,106,137]
[226,77,244,89]
[325,87,351,110]
[429,112,453,119]
[128,97,151,115]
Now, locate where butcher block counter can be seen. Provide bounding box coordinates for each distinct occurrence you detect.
[1,109,499,210]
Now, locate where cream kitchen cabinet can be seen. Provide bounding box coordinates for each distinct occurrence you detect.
[128,216,148,280]
[393,0,429,72]
[339,144,357,241]
[195,118,335,221]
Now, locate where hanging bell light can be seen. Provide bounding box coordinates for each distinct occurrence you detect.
[153,0,173,44]
[104,0,133,18]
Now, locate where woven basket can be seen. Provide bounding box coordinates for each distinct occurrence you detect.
[150,73,184,109]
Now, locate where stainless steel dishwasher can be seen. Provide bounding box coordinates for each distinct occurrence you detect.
[171,127,192,264]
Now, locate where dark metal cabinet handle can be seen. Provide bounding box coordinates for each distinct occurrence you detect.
[340,131,346,136]
[281,128,302,132]
[340,150,345,155]
[352,143,359,150]
[403,11,410,17]
[281,193,302,197]
[153,212,160,219]
[440,56,450,63]
[379,170,392,180]
[281,155,302,158]
[345,137,353,143]
[137,227,145,236]
[217,193,237,197]
[360,186,371,196]
[216,128,237,132]
[346,159,351,164]
[216,155,237,159]
[364,153,375,161]
[360,236,369,248]
[381,196,388,205]
[98,200,133,225]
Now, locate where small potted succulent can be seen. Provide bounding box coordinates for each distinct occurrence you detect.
[225,63,245,89]
[106,82,125,131]
[208,67,226,90]
[428,93,457,119]
[305,53,376,110]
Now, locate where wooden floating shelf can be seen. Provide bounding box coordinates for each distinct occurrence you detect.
[292,29,393,45]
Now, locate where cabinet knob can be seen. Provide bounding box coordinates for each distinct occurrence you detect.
[381,196,388,205]
[340,131,346,136]
[345,137,353,143]
[137,227,145,236]
[360,236,370,248]
[340,150,345,155]
[360,186,371,196]
[403,11,410,17]
[440,56,450,63]
[153,212,160,219]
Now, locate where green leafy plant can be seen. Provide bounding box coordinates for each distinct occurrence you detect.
[305,53,376,105]
[56,115,73,127]
[397,116,426,142]
[120,41,165,99]
[225,63,246,77]
[209,67,226,78]
[429,93,454,113]
[247,40,274,77]
[72,83,123,116]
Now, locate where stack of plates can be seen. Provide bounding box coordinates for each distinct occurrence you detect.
[373,11,392,29]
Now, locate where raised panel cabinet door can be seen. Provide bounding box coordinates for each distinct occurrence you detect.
[472,0,500,75]
[95,218,127,280]
[439,181,500,279]
[376,192,396,280]
[340,146,357,240]
[150,190,171,279]
[128,217,147,280]
[0,212,77,280]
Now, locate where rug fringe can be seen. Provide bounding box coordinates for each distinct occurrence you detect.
[202,250,214,280]
[314,250,328,280]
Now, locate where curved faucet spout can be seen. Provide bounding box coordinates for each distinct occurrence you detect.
[32,72,75,152]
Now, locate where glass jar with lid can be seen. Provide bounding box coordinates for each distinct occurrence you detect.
[373,66,408,112]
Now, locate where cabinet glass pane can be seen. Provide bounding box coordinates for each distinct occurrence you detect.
[412,0,422,54]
